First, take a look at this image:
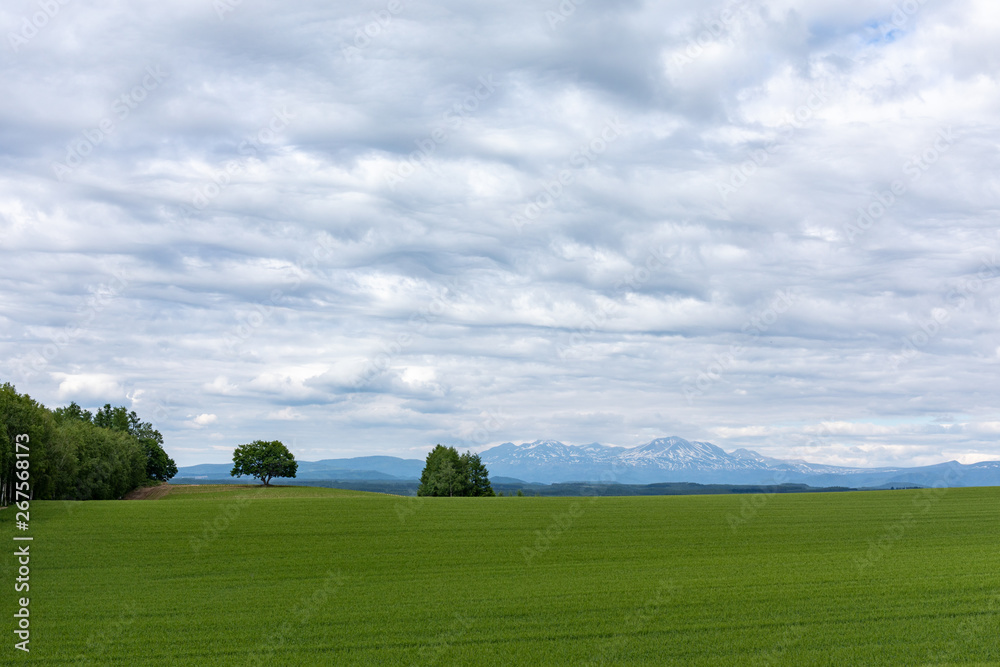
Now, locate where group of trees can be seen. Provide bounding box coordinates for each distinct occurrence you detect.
[223,442,493,496]
[0,383,177,504]
[70,402,178,482]
[2,383,499,502]
[418,445,494,497]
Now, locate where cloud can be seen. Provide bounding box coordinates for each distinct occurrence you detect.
[2,0,999,467]
[51,373,123,403]
[204,376,238,395]
[268,407,304,421]
[185,413,218,428]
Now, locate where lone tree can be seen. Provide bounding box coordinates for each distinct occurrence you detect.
[418,444,494,497]
[230,440,297,486]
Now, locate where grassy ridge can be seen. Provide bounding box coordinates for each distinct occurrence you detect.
[170,478,858,497]
[161,483,378,500]
[3,485,1000,665]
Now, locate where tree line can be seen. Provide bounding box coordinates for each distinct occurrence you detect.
[0,383,177,504]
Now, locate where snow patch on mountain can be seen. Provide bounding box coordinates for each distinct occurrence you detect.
[478,436,1000,486]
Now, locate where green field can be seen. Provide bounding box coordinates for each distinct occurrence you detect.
[3,484,999,665]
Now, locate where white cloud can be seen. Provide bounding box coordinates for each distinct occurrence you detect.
[184,413,218,428]
[805,422,897,436]
[268,407,304,421]
[204,376,238,395]
[51,373,122,403]
[3,0,999,467]
[712,426,780,438]
[969,422,1000,435]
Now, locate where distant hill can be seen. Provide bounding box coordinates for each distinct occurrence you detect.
[175,456,424,481]
[176,437,1000,489]
[168,477,855,498]
[478,437,1000,488]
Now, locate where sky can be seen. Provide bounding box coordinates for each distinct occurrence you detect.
[1,0,999,468]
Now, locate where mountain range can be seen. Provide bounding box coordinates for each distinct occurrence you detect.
[478,437,1000,488]
[175,456,425,482]
[174,436,1000,489]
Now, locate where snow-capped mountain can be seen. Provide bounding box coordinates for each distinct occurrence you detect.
[174,438,1000,489]
[479,437,1000,487]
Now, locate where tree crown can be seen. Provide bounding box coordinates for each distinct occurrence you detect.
[231,440,297,486]
[417,444,494,497]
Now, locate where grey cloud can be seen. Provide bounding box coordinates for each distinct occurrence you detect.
[2,0,998,467]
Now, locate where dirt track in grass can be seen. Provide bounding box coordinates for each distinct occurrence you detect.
[124,483,174,500]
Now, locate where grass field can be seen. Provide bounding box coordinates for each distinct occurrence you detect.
[3,484,999,665]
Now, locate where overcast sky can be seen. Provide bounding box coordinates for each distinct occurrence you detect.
[2,0,999,468]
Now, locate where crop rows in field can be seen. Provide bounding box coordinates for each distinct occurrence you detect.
[3,485,999,664]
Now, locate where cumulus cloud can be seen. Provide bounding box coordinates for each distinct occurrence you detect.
[2,0,999,466]
[184,413,218,428]
[203,376,238,395]
[51,373,123,403]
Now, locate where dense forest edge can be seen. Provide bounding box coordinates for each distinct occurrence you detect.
[0,382,176,504]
